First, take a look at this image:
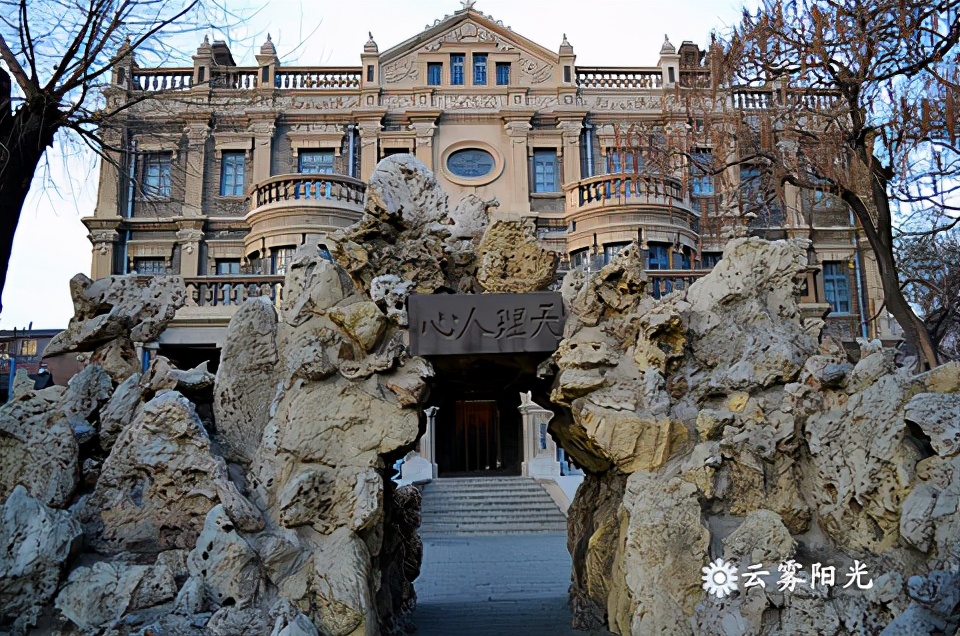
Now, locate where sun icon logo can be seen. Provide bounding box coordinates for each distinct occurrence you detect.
[702,558,739,598]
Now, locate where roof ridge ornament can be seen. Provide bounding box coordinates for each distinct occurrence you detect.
[460,0,477,9]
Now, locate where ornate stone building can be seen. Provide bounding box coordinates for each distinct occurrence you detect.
[84,3,891,353]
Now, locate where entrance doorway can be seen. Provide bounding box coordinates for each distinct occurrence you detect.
[425,352,553,477]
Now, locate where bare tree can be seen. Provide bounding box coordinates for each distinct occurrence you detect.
[0,0,240,313]
[716,0,960,369]
[898,227,960,361]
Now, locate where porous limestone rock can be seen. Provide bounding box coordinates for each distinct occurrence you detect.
[214,297,280,464]
[45,273,186,357]
[0,486,82,633]
[476,219,559,292]
[0,386,77,507]
[81,391,259,552]
[557,237,960,635]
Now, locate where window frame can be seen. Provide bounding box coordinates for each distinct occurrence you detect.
[134,257,167,275]
[219,151,246,197]
[532,149,559,193]
[298,150,336,174]
[647,243,670,270]
[473,53,487,85]
[495,62,510,85]
[822,261,852,314]
[141,153,172,199]
[427,62,442,86]
[450,54,465,85]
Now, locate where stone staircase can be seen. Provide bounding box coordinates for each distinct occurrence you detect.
[419,477,567,535]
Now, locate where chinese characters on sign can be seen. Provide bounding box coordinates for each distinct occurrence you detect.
[702,558,875,598]
[408,293,566,356]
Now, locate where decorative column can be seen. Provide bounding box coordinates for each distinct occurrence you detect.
[519,392,561,479]
[558,118,585,186]
[410,120,438,170]
[503,118,532,208]
[401,406,439,482]
[176,222,204,276]
[250,121,275,186]
[357,119,383,181]
[182,122,209,217]
[88,227,119,278]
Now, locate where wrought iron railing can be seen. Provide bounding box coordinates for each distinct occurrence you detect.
[566,173,689,211]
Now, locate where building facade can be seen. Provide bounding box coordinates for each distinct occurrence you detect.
[84,3,891,352]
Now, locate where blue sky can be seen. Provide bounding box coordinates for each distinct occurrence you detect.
[0,0,747,330]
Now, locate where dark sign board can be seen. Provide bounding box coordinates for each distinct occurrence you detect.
[408,292,566,356]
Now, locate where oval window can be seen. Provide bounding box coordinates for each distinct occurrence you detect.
[446,148,496,179]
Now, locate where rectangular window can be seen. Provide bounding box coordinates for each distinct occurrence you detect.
[647,244,670,270]
[701,253,722,269]
[134,258,166,275]
[450,54,465,85]
[603,242,631,264]
[299,150,335,174]
[428,62,442,86]
[496,62,510,85]
[215,259,241,275]
[533,149,558,193]
[142,153,171,198]
[741,165,763,203]
[570,248,591,270]
[691,150,714,196]
[272,246,296,275]
[473,54,487,85]
[19,340,37,356]
[606,151,640,174]
[823,261,851,313]
[220,151,246,197]
[366,65,374,82]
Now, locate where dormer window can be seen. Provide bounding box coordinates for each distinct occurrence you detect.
[473,54,487,85]
[450,54,465,85]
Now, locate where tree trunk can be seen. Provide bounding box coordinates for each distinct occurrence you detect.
[0,98,63,314]
[842,176,941,370]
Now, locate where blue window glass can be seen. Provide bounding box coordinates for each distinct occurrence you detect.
[272,246,296,275]
[220,151,245,196]
[647,244,670,270]
[533,149,558,192]
[691,150,714,196]
[473,54,487,85]
[450,54,465,85]
[134,258,166,274]
[606,151,640,174]
[447,148,495,178]
[701,253,722,269]
[299,150,335,174]
[142,153,171,198]
[427,62,442,86]
[496,62,510,85]
[603,242,630,264]
[823,261,851,313]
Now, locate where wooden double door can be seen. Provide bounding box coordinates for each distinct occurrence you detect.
[453,400,502,473]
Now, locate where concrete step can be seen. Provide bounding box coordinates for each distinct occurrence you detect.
[419,476,566,536]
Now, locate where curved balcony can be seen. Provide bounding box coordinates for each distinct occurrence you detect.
[245,173,366,256]
[563,173,700,254]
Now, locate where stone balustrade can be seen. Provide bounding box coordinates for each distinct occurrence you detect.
[274,68,362,89]
[183,276,284,307]
[576,67,663,89]
[130,69,194,91]
[252,173,366,211]
[566,173,689,212]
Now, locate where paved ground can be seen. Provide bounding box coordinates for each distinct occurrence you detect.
[410,532,611,635]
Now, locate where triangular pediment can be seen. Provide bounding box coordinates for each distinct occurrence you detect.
[379,8,560,86]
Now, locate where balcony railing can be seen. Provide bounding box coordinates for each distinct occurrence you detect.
[733,88,842,110]
[252,174,366,211]
[129,67,362,92]
[576,67,663,89]
[566,173,689,212]
[275,68,362,89]
[131,69,193,91]
[183,276,284,308]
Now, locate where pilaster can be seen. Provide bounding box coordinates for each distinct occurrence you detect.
[176,221,204,277]
[409,120,438,170]
[357,117,384,181]
[87,226,120,279]
[557,118,585,185]
[503,117,533,205]
[250,120,276,185]
[182,122,210,217]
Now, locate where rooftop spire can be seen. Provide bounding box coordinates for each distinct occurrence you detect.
[364,31,378,53]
